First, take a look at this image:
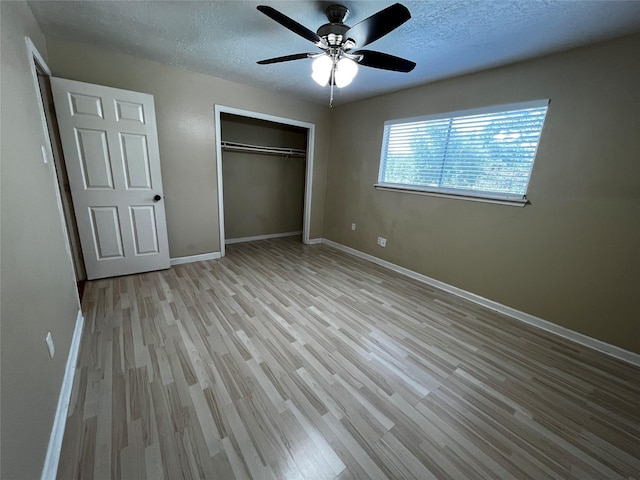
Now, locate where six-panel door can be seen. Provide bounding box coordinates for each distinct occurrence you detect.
[51,77,170,280]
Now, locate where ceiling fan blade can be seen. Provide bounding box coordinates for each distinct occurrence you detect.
[344,3,411,48]
[257,5,323,45]
[355,50,416,72]
[257,53,313,65]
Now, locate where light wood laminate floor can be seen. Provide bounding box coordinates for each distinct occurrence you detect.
[58,237,640,479]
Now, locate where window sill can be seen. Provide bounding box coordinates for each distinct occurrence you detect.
[374,184,529,207]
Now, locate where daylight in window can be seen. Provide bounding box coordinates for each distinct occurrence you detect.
[378,100,549,202]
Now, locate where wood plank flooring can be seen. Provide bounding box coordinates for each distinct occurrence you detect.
[58,237,640,479]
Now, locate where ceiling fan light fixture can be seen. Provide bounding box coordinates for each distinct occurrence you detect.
[335,56,358,88]
[311,55,332,86]
[256,3,414,104]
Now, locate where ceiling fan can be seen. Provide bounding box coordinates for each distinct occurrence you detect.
[257,3,416,105]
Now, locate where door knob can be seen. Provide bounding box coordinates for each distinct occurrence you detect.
[153,194,162,202]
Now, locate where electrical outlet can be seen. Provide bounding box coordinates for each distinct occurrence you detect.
[351,223,356,231]
[46,332,55,359]
[377,237,387,247]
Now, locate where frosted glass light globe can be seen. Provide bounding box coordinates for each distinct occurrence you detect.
[311,55,333,86]
[335,57,358,88]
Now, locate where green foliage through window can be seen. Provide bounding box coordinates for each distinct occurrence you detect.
[378,100,549,201]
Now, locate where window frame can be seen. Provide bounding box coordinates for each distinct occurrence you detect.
[375,99,550,206]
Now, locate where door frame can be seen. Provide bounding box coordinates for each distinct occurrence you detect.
[25,36,82,302]
[214,105,315,257]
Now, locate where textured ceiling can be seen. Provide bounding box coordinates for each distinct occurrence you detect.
[28,0,640,106]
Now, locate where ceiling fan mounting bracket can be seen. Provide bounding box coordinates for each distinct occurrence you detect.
[325,5,349,24]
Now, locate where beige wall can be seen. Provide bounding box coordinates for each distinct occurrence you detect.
[46,37,330,258]
[0,2,81,478]
[221,115,306,239]
[323,34,640,354]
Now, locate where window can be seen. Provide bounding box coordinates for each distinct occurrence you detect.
[377,99,549,204]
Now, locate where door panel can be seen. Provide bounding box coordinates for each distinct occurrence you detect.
[76,129,113,189]
[120,133,152,189]
[69,93,104,118]
[130,205,160,255]
[89,206,124,259]
[115,100,145,123]
[51,77,170,279]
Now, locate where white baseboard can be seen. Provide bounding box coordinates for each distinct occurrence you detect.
[41,309,85,480]
[225,231,302,245]
[170,252,221,266]
[321,238,640,367]
[306,238,323,245]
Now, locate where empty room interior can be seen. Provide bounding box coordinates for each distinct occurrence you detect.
[2,1,640,479]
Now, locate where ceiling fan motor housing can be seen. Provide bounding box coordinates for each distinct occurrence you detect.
[317,5,351,47]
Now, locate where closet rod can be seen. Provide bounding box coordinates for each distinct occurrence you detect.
[221,140,306,157]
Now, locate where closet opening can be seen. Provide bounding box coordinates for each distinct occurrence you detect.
[214,106,315,257]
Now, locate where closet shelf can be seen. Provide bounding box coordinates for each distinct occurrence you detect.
[221,141,306,157]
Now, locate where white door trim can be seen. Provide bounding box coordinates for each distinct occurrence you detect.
[25,36,80,304]
[25,37,52,142]
[214,105,315,257]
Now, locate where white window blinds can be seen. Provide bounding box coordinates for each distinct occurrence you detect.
[378,100,549,202]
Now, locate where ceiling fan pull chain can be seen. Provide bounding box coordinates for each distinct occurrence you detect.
[329,53,336,107]
[330,82,334,107]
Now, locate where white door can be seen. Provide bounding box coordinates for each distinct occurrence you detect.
[51,77,170,280]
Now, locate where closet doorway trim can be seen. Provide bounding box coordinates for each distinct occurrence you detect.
[214,105,315,257]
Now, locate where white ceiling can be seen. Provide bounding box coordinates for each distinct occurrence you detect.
[28,1,640,106]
